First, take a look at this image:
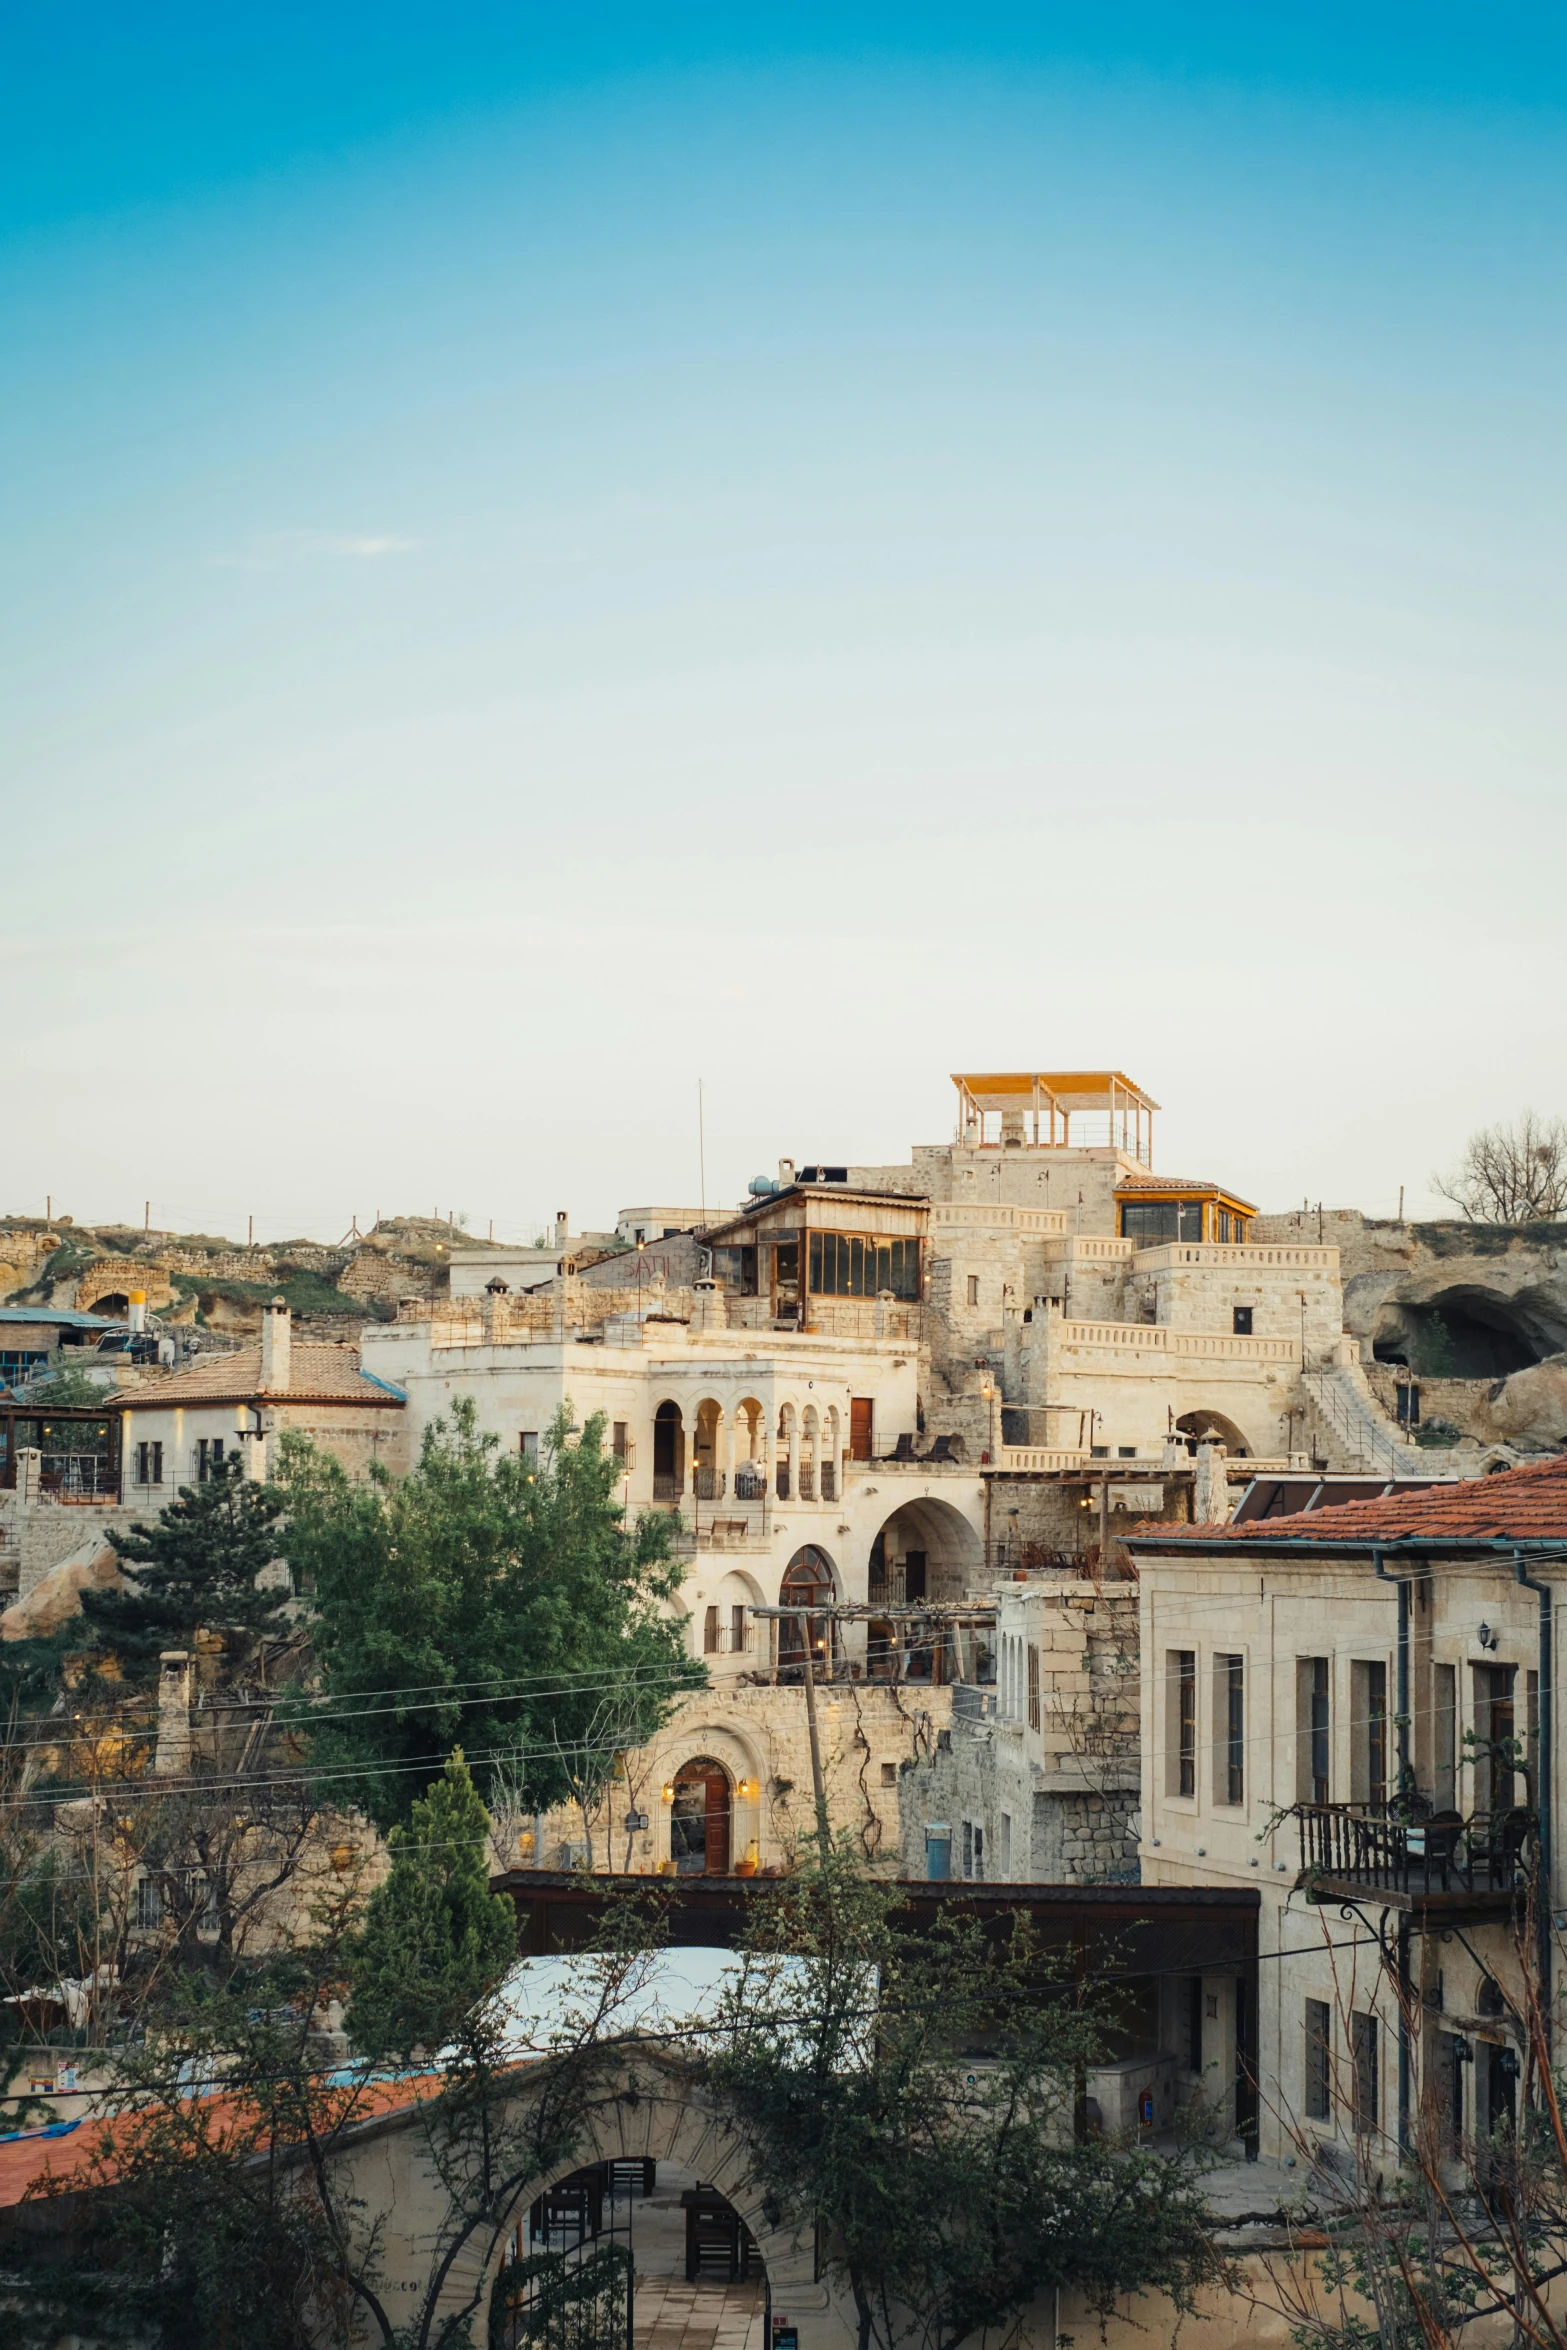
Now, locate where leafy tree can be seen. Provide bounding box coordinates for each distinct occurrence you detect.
[21,1366,109,1408]
[81,1455,292,1680]
[348,1751,517,2060]
[707,1844,1229,2350]
[279,1401,702,1829]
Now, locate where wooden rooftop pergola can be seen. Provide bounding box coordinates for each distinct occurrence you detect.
[951,1070,1158,1163]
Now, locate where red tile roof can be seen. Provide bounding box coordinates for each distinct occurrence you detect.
[1133,1451,1567,1547]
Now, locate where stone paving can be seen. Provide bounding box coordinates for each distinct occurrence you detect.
[629,2166,767,2350]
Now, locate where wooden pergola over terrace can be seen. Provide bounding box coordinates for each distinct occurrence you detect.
[952,1070,1158,1164]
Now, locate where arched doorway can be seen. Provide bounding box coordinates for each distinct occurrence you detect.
[653,1402,686,1502]
[669,1757,731,1875]
[777,1547,836,1674]
[85,1292,129,1320]
[1175,1409,1250,1457]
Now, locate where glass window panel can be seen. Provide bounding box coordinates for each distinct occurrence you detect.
[809,1234,823,1294]
[849,1237,864,1297]
[876,1244,891,1296]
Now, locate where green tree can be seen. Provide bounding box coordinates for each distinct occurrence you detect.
[708,1845,1229,2350]
[81,1456,292,1679]
[348,1751,518,2060]
[22,1366,109,1409]
[279,1401,702,1830]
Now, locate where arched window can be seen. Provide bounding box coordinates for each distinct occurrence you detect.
[778,1547,836,1673]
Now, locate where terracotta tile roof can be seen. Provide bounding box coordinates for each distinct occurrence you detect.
[1134,1451,1567,1547]
[0,2075,434,2208]
[1113,1174,1224,1194]
[118,1344,404,1412]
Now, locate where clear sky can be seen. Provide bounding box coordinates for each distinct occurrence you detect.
[5,5,1564,1243]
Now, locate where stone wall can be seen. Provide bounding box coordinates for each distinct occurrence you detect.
[522,1680,954,1877]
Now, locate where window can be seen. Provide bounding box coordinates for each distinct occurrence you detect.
[731,1604,747,1654]
[1352,1660,1388,1805]
[704,1606,719,1654]
[1232,1306,1253,1336]
[998,1811,1012,1876]
[1217,1210,1232,1242]
[134,1441,164,1486]
[1436,2030,1465,2153]
[134,1876,164,1931]
[1215,1655,1244,1805]
[519,1431,539,1464]
[1120,1199,1205,1244]
[1474,1663,1518,1814]
[196,1437,224,1481]
[1434,1662,1457,1809]
[713,1246,758,1296]
[1396,1380,1421,1427]
[1090,1443,1109,1458]
[1351,2011,1378,2136]
[961,1821,985,1882]
[1169,1651,1196,1797]
[807,1233,920,1301]
[612,1421,629,1461]
[966,1275,980,1308]
[1027,1643,1041,1733]
[880,1761,897,1787]
[1304,1999,1331,2120]
[1298,1657,1330,1803]
[1118,1445,1137,1458]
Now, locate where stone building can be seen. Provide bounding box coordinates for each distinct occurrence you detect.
[116,1301,408,1504]
[1127,1454,1567,2162]
[361,1063,1487,1883]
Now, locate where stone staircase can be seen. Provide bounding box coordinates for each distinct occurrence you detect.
[1303,1362,1461,1477]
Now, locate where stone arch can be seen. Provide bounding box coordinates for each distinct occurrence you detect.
[779,1545,838,1671]
[868,1495,984,1605]
[693,1397,725,1497]
[733,1397,766,1498]
[84,1291,130,1320]
[464,2062,845,2350]
[669,1753,732,1875]
[1175,1408,1251,1457]
[653,1399,686,1499]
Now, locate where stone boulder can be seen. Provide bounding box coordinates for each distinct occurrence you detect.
[1477,1356,1567,1452]
[0,1541,123,1641]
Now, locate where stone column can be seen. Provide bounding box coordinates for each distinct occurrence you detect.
[15,1447,41,1504]
[784,1412,799,1502]
[716,1407,733,1499]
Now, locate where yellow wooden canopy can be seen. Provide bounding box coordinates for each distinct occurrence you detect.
[951,1070,1158,1159]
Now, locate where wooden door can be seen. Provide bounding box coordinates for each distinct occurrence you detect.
[849,1397,873,1461]
[704,1774,731,1875]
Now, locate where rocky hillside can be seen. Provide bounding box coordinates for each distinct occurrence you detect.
[1255,1206,1567,1452]
[0,1213,507,1339]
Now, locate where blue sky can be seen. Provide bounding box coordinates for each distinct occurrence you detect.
[4,7,1564,1239]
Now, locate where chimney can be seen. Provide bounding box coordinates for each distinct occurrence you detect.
[259,1296,291,1394]
[155,1652,193,1778]
[778,1158,795,1187]
[1193,1439,1231,1525]
[128,1290,147,1334]
[554,1211,569,1250]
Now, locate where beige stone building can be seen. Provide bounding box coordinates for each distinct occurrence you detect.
[1129,1455,1567,2163]
[115,1300,407,1506]
[362,1064,1480,1885]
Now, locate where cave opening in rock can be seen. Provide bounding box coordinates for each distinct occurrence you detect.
[1374,1287,1552,1378]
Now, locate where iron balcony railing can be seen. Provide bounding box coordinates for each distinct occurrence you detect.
[1296,1802,1537,1897]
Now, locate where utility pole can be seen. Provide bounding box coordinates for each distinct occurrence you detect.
[797,1613,832,1861]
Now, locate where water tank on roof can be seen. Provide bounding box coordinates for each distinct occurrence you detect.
[748,1176,782,1198]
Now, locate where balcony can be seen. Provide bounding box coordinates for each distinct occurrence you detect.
[1296,1802,1537,1916]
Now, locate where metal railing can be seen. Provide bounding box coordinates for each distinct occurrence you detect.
[1302,1368,1416,1478]
[1296,1802,1535,1897]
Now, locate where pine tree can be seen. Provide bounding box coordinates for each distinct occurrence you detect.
[348,1751,518,2060]
[81,1455,292,1678]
